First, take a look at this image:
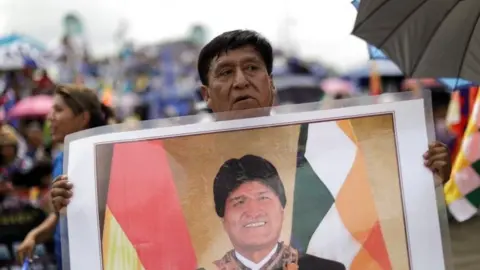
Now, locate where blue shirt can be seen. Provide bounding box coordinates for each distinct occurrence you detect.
[52,152,63,270]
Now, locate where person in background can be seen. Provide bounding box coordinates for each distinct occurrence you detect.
[23,122,47,162]
[33,70,55,95]
[1,121,51,191]
[49,29,452,266]
[430,89,455,148]
[16,84,111,268]
[0,127,34,180]
[0,130,19,170]
[0,124,27,158]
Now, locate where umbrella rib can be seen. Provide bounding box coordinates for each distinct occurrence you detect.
[353,0,396,32]
[454,10,480,83]
[377,0,430,48]
[409,1,460,76]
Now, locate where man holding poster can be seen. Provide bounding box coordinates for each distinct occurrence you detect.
[51,29,452,269]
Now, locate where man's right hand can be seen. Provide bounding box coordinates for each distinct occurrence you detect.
[51,175,73,212]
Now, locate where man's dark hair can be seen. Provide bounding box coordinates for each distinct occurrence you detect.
[197,30,274,86]
[213,154,286,218]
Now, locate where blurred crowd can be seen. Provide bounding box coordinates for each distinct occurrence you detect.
[0,26,461,269]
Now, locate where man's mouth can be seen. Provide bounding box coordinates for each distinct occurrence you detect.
[244,221,266,228]
[234,95,253,103]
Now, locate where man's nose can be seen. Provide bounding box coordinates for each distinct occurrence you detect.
[244,199,262,216]
[233,69,249,89]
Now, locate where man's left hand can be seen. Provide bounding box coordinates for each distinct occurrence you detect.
[423,141,452,185]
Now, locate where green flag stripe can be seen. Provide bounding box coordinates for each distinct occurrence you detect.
[291,123,335,253]
[466,187,480,207]
[471,160,480,175]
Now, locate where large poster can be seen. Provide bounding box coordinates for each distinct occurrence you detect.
[62,92,449,270]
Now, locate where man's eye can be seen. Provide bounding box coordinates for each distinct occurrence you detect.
[233,199,245,207]
[259,195,269,200]
[219,69,232,76]
[246,65,258,71]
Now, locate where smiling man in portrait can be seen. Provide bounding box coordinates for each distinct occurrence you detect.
[212,154,345,270]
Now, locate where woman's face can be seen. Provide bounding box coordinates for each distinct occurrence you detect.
[47,94,88,143]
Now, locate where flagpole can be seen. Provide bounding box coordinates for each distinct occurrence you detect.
[369,61,382,95]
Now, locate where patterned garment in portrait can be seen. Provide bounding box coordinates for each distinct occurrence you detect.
[213,242,299,270]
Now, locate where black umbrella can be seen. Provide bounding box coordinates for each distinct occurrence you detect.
[352,0,480,83]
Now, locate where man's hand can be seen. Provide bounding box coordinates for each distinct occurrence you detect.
[17,233,36,263]
[51,175,73,212]
[423,141,452,185]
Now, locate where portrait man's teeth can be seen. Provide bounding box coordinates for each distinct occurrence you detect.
[245,222,266,228]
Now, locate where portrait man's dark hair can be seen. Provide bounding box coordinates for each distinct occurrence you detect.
[213,154,286,218]
[197,30,274,86]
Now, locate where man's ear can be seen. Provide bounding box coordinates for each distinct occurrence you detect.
[270,78,277,106]
[221,217,227,230]
[200,85,212,108]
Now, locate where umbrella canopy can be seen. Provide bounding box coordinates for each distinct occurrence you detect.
[7,95,53,119]
[352,0,480,84]
[352,0,477,91]
[438,78,475,90]
[0,34,48,70]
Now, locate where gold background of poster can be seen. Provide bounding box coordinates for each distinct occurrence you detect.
[162,114,409,269]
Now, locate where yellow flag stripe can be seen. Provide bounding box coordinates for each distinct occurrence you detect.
[102,207,145,270]
[444,151,470,204]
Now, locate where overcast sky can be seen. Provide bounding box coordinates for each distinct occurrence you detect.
[0,0,369,71]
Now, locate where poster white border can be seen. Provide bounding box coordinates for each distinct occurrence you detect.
[63,91,449,270]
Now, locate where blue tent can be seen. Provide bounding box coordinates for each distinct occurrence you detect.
[0,34,47,70]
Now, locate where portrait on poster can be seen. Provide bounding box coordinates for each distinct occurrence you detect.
[64,95,448,270]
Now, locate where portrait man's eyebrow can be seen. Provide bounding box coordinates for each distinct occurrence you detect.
[211,154,345,270]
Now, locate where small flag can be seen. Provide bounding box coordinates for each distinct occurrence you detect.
[445,89,480,222]
[446,87,478,162]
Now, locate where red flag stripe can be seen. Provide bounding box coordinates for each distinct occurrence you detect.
[106,140,197,269]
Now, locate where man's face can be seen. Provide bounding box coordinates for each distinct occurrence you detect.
[222,181,283,252]
[201,46,274,114]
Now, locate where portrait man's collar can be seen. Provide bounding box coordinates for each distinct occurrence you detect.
[213,242,299,270]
